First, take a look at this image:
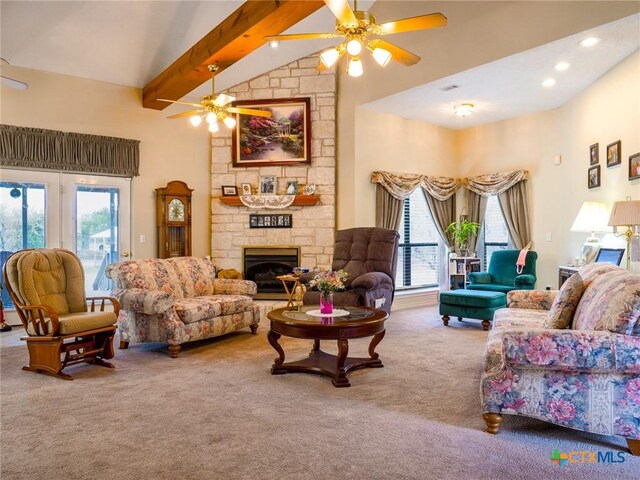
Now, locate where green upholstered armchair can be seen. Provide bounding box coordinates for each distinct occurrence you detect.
[467,250,537,293]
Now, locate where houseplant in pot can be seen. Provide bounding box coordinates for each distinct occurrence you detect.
[445,219,480,257]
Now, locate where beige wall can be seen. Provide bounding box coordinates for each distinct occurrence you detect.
[457,50,640,286]
[338,1,640,228]
[0,66,211,258]
[353,109,457,226]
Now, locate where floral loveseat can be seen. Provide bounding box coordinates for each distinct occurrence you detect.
[481,263,640,455]
[106,256,259,357]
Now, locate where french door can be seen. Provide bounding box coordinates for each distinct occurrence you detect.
[0,169,131,306]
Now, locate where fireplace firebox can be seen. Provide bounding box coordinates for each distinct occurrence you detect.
[243,246,301,299]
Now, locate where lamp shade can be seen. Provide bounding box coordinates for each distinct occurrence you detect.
[608,199,640,227]
[570,201,611,232]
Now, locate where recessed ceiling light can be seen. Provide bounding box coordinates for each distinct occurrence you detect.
[542,78,556,88]
[554,62,570,71]
[579,37,601,47]
[454,103,475,117]
[269,40,279,48]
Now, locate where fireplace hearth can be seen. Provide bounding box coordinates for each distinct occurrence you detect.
[243,246,301,299]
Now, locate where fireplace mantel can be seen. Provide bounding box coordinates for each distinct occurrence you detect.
[219,195,320,207]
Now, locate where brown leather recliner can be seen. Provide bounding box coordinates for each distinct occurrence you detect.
[302,227,399,314]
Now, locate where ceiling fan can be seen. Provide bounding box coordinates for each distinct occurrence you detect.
[159,65,271,132]
[265,0,447,77]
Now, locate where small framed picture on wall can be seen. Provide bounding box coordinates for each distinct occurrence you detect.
[221,185,238,196]
[588,165,601,189]
[259,175,277,195]
[606,140,621,167]
[589,143,599,165]
[240,183,252,195]
[629,152,640,180]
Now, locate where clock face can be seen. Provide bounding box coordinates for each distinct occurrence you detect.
[168,199,185,222]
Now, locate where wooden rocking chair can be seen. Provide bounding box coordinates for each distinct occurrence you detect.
[3,248,119,380]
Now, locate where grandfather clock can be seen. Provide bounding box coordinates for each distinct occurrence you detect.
[156,181,193,258]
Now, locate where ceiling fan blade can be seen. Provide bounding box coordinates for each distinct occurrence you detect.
[227,107,272,118]
[264,32,340,41]
[1,75,28,90]
[324,0,358,26]
[158,98,202,108]
[378,13,448,35]
[214,94,236,106]
[369,39,421,66]
[167,110,204,119]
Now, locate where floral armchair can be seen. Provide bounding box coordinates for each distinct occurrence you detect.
[481,263,640,455]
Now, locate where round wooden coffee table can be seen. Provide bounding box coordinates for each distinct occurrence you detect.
[267,305,388,387]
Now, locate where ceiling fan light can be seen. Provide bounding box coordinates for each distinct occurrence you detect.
[189,115,202,127]
[346,38,362,56]
[223,116,237,129]
[206,112,216,124]
[371,48,392,67]
[208,121,220,133]
[320,48,341,68]
[454,103,475,117]
[347,57,363,77]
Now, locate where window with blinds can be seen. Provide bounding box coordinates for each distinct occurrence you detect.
[481,196,511,269]
[396,189,440,290]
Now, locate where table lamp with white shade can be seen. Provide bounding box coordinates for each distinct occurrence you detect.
[608,197,640,270]
[570,201,611,264]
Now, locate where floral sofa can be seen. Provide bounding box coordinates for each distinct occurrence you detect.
[481,263,640,455]
[106,256,259,357]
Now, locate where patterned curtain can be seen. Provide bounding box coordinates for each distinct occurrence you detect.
[462,170,528,196]
[371,171,460,201]
[0,124,140,177]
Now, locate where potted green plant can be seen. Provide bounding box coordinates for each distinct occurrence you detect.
[445,219,480,257]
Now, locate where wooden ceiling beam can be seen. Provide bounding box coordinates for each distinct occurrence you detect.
[143,0,325,110]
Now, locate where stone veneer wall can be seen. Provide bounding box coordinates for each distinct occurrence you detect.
[210,54,336,271]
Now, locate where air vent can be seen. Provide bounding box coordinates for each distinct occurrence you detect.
[440,84,460,92]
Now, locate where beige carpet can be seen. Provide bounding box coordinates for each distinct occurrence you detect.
[1,305,637,479]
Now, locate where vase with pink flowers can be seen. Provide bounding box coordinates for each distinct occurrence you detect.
[308,270,349,314]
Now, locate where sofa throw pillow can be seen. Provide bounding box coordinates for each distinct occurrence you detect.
[544,272,585,329]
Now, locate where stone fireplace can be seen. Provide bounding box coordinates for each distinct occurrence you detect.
[243,246,300,299]
[210,54,337,275]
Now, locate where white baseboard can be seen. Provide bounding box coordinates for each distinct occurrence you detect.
[392,289,439,312]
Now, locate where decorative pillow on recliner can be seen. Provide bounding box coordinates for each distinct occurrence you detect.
[544,272,585,329]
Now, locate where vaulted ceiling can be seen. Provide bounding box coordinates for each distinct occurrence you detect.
[1,1,638,129]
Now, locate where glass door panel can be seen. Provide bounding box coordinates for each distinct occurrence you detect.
[62,174,131,298]
[0,169,60,308]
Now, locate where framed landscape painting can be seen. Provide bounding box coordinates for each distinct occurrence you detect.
[231,98,311,167]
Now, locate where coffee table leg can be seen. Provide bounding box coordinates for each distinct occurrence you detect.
[333,339,350,387]
[309,339,320,357]
[268,330,285,370]
[368,329,386,360]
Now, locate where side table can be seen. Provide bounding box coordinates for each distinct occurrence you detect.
[276,275,302,308]
[558,265,579,288]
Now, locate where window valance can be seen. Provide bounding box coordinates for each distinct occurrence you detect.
[462,170,528,196]
[0,124,140,177]
[370,171,460,201]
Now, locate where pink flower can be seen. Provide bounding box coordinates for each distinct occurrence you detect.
[615,418,637,437]
[489,371,518,394]
[576,337,592,356]
[546,398,576,422]
[625,378,640,405]
[505,398,526,412]
[525,336,559,364]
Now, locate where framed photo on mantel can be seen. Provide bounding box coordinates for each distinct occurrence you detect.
[231,98,311,168]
